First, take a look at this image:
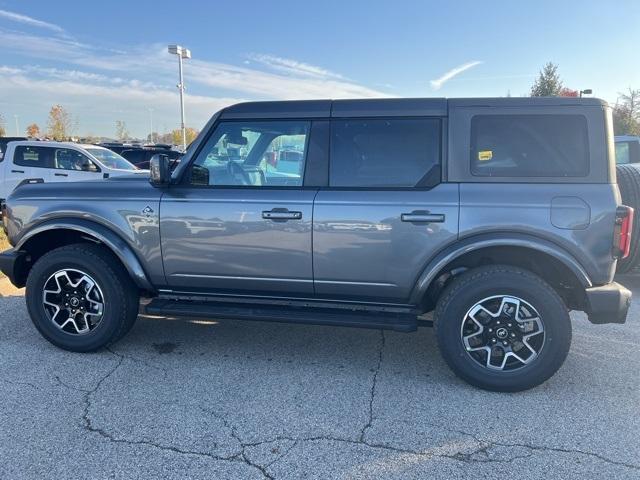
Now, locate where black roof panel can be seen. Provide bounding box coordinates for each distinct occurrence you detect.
[221,100,331,119]
[332,97,447,117]
[217,97,608,121]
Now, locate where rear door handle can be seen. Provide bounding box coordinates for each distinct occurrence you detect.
[11,169,24,174]
[54,173,68,177]
[401,211,445,223]
[262,209,302,220]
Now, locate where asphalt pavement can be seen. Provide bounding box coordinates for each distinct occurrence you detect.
[1,276,639,479]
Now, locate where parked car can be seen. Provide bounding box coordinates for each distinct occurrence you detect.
[0,137,27,160]
[120,147,182,170]
[0,141,147,203]
[615,135,640,164]
[0,97,632,392]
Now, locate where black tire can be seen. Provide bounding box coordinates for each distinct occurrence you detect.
[434,265,571,392]
[616,164,640,273]
[25,243,139,352]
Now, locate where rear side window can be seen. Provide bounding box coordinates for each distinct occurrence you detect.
[470,114,589,177]
[14,146,52,168]
[330,118,440,187]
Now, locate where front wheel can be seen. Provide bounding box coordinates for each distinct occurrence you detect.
[434,265,571,392]
[25,243,139,352]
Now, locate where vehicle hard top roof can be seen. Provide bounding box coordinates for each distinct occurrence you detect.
[219,97,608,119]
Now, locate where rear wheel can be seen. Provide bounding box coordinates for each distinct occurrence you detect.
[435,265,571,392]
[25,243,139,352]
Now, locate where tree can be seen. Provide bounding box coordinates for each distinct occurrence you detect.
[613,88,640,136]
[47,105,72,140]
[115,120,129,141]
[26,123,40,137]
[530,62,563,97]
[558,88,579,97]
[0,114,5,137]
[171,127,198,146]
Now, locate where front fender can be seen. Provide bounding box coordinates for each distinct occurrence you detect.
[409,233,592,304]
[16,218,155,292]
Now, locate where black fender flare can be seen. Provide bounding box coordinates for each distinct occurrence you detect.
[409,233,592,304]
[16,218,155,292]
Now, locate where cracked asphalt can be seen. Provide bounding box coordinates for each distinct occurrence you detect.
[1,275,639,480]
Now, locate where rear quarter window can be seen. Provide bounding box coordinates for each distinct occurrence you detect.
[470,114,589,177]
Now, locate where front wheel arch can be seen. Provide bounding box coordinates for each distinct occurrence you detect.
[14,219,154,292]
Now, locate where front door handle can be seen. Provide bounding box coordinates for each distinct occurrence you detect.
[11,169,24,174]
[262,209,302,220]
[401,211,445,223]
[54,173,68,177]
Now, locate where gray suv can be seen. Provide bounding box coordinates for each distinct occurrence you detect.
[0,97,632,391]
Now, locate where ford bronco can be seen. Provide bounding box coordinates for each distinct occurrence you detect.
[0,97,632,391]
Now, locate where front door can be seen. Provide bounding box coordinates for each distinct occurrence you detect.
[161,119,316,296]
[50,147,102,182]
[313,117,459,303]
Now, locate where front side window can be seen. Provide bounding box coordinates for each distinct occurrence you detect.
[189,121,310,187]
[54,148,99,172]
[330,118,441,187]
[471,114,589,177]
[14,146,52,168]
[86,148,137,170]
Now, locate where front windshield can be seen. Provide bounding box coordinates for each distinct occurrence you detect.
[85,148,138,170]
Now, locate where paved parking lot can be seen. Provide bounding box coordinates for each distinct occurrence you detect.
[1,276,639,480]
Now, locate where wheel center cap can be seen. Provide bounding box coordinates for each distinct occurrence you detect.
[496,327,509,339]
[69,297,80,308]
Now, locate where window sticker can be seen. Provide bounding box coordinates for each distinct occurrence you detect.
[478,150,493,161]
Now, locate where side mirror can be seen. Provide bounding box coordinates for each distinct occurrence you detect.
[149,154,170,186]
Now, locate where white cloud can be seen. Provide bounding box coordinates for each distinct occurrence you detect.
[0,69,244,136]
[430,61,483,90]
[247,54,345,80]
[0,9,64,34]
[0,29,392,137]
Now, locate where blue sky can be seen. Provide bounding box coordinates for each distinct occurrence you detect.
[0,0,638,138]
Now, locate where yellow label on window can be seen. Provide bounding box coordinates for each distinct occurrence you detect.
[478,150,493,161]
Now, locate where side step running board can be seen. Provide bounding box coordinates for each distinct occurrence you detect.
[145,299,419,332]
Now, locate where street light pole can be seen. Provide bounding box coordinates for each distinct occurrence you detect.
[148,108,154,143]
[168,45,191,151]
[14,114,19,136]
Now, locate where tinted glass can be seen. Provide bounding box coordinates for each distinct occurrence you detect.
[330,118,440,187]
[14,146,52,168]
[615,142,631,164]
[189,121,310,187]
[471,114,589,177]
[54,148,98,171]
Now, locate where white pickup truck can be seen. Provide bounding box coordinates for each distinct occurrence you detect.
[0,141,147,202]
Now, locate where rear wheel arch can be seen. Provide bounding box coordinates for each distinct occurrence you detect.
[412,235,591,312]
[14,219,154,292]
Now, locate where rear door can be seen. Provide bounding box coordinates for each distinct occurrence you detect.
[313,116,459,303]
[6,145,53,193]
[160,119,319,296]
